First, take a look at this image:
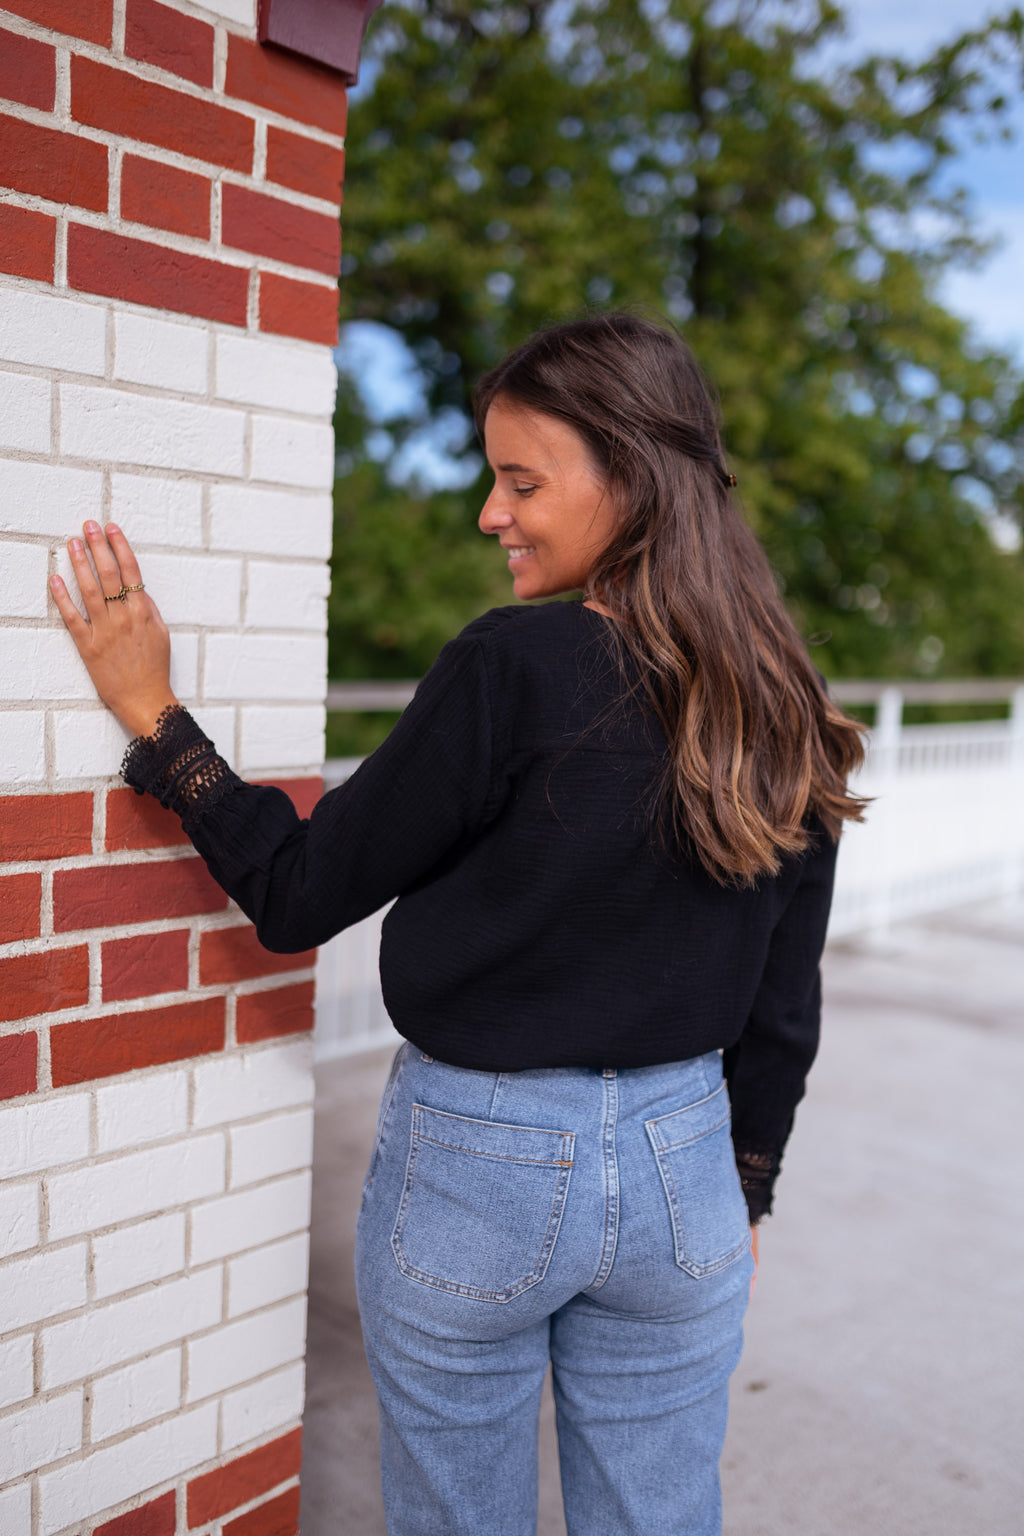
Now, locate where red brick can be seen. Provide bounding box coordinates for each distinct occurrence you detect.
[94,1489,176,1536]
[102,929,189,1002]
[0,947,89,1024]
[68,225,248,327]
[0,113,107,212]
[53,857,228,933]
[105,787,191,852]
[200,926,314,986]
[125,0,214,89]
[0,26,56,110]
[0,873,42,943]
[258,270,337,345]
[266,126,345,204]
[0,793,93,861]
[188,1428,302,1527]
[0,1032,37,1101]
[255,777,323,820]
[1,0,112,45]
[51,995,224,1086]
[223,184,339,276]
[121,154,210,240]
[226,33,347,137]
[236,979,314,1045]
[72,57,253,174]
[223,1487,300,1536]
[0,202,55,283]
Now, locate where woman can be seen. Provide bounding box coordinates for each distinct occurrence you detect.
[52,312,866,1536]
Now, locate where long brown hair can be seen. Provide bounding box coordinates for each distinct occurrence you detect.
[474,311,867,886]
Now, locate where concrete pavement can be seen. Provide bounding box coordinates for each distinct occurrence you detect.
[299,899,1024,1535]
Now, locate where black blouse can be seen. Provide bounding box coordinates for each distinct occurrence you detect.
[122,601,838,1221]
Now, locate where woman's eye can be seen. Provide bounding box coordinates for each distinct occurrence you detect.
[513,485,538,497]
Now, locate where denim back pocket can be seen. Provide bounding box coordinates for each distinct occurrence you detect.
[391,1103,575,1303]
[645,1082,750,1278]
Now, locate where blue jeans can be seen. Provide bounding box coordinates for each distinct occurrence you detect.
[354,1044,753,1536]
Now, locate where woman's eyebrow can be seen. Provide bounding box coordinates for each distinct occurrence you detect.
[496,461,539,473]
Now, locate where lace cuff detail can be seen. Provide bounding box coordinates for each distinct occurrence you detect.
[734,1147,780,1225]
[120,704,243,833]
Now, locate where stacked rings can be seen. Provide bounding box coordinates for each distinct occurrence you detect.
[103,583,146,602]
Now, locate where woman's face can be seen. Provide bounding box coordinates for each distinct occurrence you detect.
[479,399,619,602]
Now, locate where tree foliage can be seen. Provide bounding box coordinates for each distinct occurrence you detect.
[330,0,1024,689]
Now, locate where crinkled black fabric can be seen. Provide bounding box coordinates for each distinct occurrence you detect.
[121,603,837,1221]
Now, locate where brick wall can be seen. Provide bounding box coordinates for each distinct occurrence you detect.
[0,2,348,1531]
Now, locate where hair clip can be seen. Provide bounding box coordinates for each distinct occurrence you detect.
[726,473,738,487]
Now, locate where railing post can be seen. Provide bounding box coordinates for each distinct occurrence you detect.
[872,686,904,779]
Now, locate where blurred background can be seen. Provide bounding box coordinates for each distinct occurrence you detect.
[325,0,1024,754]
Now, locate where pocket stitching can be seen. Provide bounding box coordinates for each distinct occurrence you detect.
[645,1094,749,1279]
[391,1106,576,1303]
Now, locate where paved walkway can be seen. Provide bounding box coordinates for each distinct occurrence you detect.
[299,900,1024,1535]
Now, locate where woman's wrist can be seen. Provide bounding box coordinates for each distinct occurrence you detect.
[118,693,181,742]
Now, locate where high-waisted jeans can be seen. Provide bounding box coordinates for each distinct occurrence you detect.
[354,1043,753,1536]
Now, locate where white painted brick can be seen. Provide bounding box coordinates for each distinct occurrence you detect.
[0,459,102,537]
[0,1389,82,1484]
[0,1180,40,1259]
[96,1071,189,1154]
[0,369,51,453]
[1,1243,87,1332]
[230,1107,314,1189]
[53,707,131,778]
[91,1347,182,1442]
[0,541,49,618]
[245,559,330,631]
[208,484,332,559]
[0,709,45,781]
[38,1401,217,1536]
[192,1040,314,1129]
[189,705,238,769]
[43,1268,222,1390]
[215,333,337,415]
[0,1094,90,1179]
[142,551,242,626]
[0,288,106,376]
[170,630,200,700]
[187,1295,305,1402]
[201,0,256,23]
[93,1212,186,1300]
[109,474,204,548]
[0,627,96,702]
[203,633,327,702]
[0,1334,34,1411]
[60,385,245,476]
[228,1231,309,1319]
[221,1360,304,1453]
[239,704,325,772]
[48,1133,225,1241]
[191,1169,312,1264]
[250,414,335,490]
[0,1479,31,1536]
[114,312,208,395]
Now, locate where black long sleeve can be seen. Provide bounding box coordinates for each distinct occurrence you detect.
[123,601,838,1219]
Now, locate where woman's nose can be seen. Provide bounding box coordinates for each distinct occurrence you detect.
[478,489,512,534]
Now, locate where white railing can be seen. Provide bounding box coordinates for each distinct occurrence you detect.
[314,679,1024,1060]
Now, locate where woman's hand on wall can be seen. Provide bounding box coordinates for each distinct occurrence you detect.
[50,521,178,740]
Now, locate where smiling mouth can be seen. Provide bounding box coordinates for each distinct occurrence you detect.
[504,546,536,559]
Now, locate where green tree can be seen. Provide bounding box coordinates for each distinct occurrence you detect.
[330,0,1024,699]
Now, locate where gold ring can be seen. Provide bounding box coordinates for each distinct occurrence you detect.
[121,583,145,595]
[104,589,126,602]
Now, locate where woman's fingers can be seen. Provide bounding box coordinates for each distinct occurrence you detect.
[104,523,144,588]
[49,573,90,644]
[66,535,107,625]
[84,519,124,597]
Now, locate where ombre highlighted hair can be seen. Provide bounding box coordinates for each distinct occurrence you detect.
[474,311,867,886]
